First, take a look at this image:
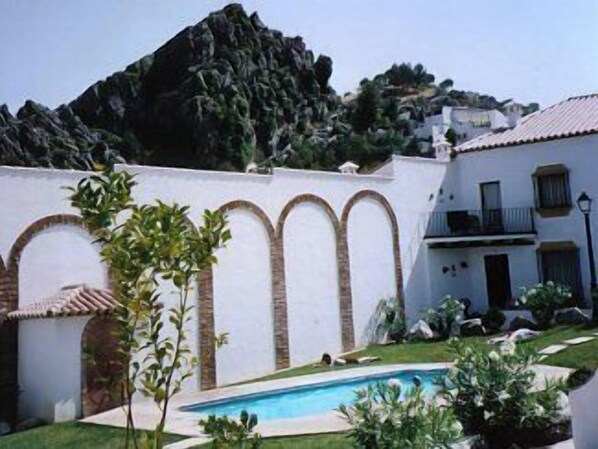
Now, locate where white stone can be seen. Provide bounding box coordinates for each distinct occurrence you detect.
[563,336,595,346]
[538,344,569,355]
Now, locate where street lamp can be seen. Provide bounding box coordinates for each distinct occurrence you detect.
[577,192,598,322]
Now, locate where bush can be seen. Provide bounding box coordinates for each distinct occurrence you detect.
[199,410,262,448]
[423,295,464,339]
[566,367,596,391]
[481,307,506,332]
[338,380,463,449]
[438,340,568,448]
[375,296,407,343]
[518,282,572,328]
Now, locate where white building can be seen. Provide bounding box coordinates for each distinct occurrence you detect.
[398,94,598,316]
[0,93,597,426]
[414,105,513,148]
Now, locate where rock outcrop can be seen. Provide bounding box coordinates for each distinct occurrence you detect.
[0,4,539,172]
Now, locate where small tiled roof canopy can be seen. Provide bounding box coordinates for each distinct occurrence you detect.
[457,94,598,152]
[7,285,116,320]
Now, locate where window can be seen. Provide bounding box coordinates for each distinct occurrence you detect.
[538,242,583,305]
[533,165,571,213]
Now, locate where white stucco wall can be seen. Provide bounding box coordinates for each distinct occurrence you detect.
[570,371,598,449]
[18,226,107,306]
[420,134,598,312]
[1,162,410,419]
[284,202,342,365]
[18,316,90,423]
[348,198,396,345]
[213,209,275,385]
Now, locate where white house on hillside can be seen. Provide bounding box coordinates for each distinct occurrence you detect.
[413,105,516,149]
[387,93,598,316]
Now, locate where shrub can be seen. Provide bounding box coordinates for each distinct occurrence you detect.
[438,340,567,448]
[566,367,595,392]
[481,307,506,332]
[199,410,262,449]
[518,282,571,328]
[375,296,407,343]
[423,295,464,339]
[338,380,463,449]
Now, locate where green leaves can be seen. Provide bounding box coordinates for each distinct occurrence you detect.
[199,411,263,448]
[339,381,462,449]
[439,340,566,445]
[67,168,231,449]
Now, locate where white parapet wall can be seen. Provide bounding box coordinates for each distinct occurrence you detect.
[570,371,598,449]
[0,161,437,422]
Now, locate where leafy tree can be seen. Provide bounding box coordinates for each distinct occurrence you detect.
[352,82,379,133]
[445,128,457,146]
[439,78,454,90]
[67,169,230,449]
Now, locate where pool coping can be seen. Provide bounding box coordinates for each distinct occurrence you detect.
[81,362,571,441]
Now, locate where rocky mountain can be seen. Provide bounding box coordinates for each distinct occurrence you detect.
[0,3,538,172]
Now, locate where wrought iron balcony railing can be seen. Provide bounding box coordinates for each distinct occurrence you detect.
[424,207,536,239]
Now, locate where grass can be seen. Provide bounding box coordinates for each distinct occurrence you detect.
[252,324,598,383]
[0,422,185,449]
[3,325,597,449]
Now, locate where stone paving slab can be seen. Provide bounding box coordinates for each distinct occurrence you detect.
[539,344,569,355]
[563,336,596,345]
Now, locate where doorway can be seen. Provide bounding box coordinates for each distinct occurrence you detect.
[480,181,503,233]
[484,254,512,309]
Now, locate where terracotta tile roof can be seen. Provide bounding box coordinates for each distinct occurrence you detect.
[7,285,116,320]
[456,94,598,152]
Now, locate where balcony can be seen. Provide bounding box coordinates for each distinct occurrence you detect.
[424,207,536,248]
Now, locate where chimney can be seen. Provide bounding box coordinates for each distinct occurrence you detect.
[504,102,523,128]
[433,138,453,162]
[339,161,360,174]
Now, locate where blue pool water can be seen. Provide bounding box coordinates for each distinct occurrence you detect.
[182,369,446,421]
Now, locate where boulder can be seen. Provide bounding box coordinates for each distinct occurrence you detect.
[0,422,10,436]
[555,307,590,326]
[16,417,47,432]
[460,319,486,337]
[407,320,435,341]
[508,315,537,331]
[449,320,461,337]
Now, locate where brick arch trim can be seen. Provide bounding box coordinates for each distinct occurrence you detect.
[219,200,276,241]
[81,315,124,417]
[341,190,404,314]
[275,194,355,353]
[217,200,289,371]
[6,214,88,311]
[1,214,90,425]
[276,194,340,237]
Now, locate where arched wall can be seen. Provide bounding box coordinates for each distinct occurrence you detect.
[278,195,343,366]
[1,215,96,424]
[213,207,276,385]
[341,190,404,315]
[345,198,397,345]
[81,316,124,418]
[17,226,107,306]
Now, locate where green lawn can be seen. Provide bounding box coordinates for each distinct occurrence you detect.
[252,324,598,383]
[3,325,597,449]
[0,422,185,449]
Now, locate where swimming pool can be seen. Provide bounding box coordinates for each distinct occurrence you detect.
[181,368,446,421]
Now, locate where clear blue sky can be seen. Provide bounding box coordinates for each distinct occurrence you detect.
[1,0,596,113]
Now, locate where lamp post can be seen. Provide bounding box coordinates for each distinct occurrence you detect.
[577,192,598,322]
